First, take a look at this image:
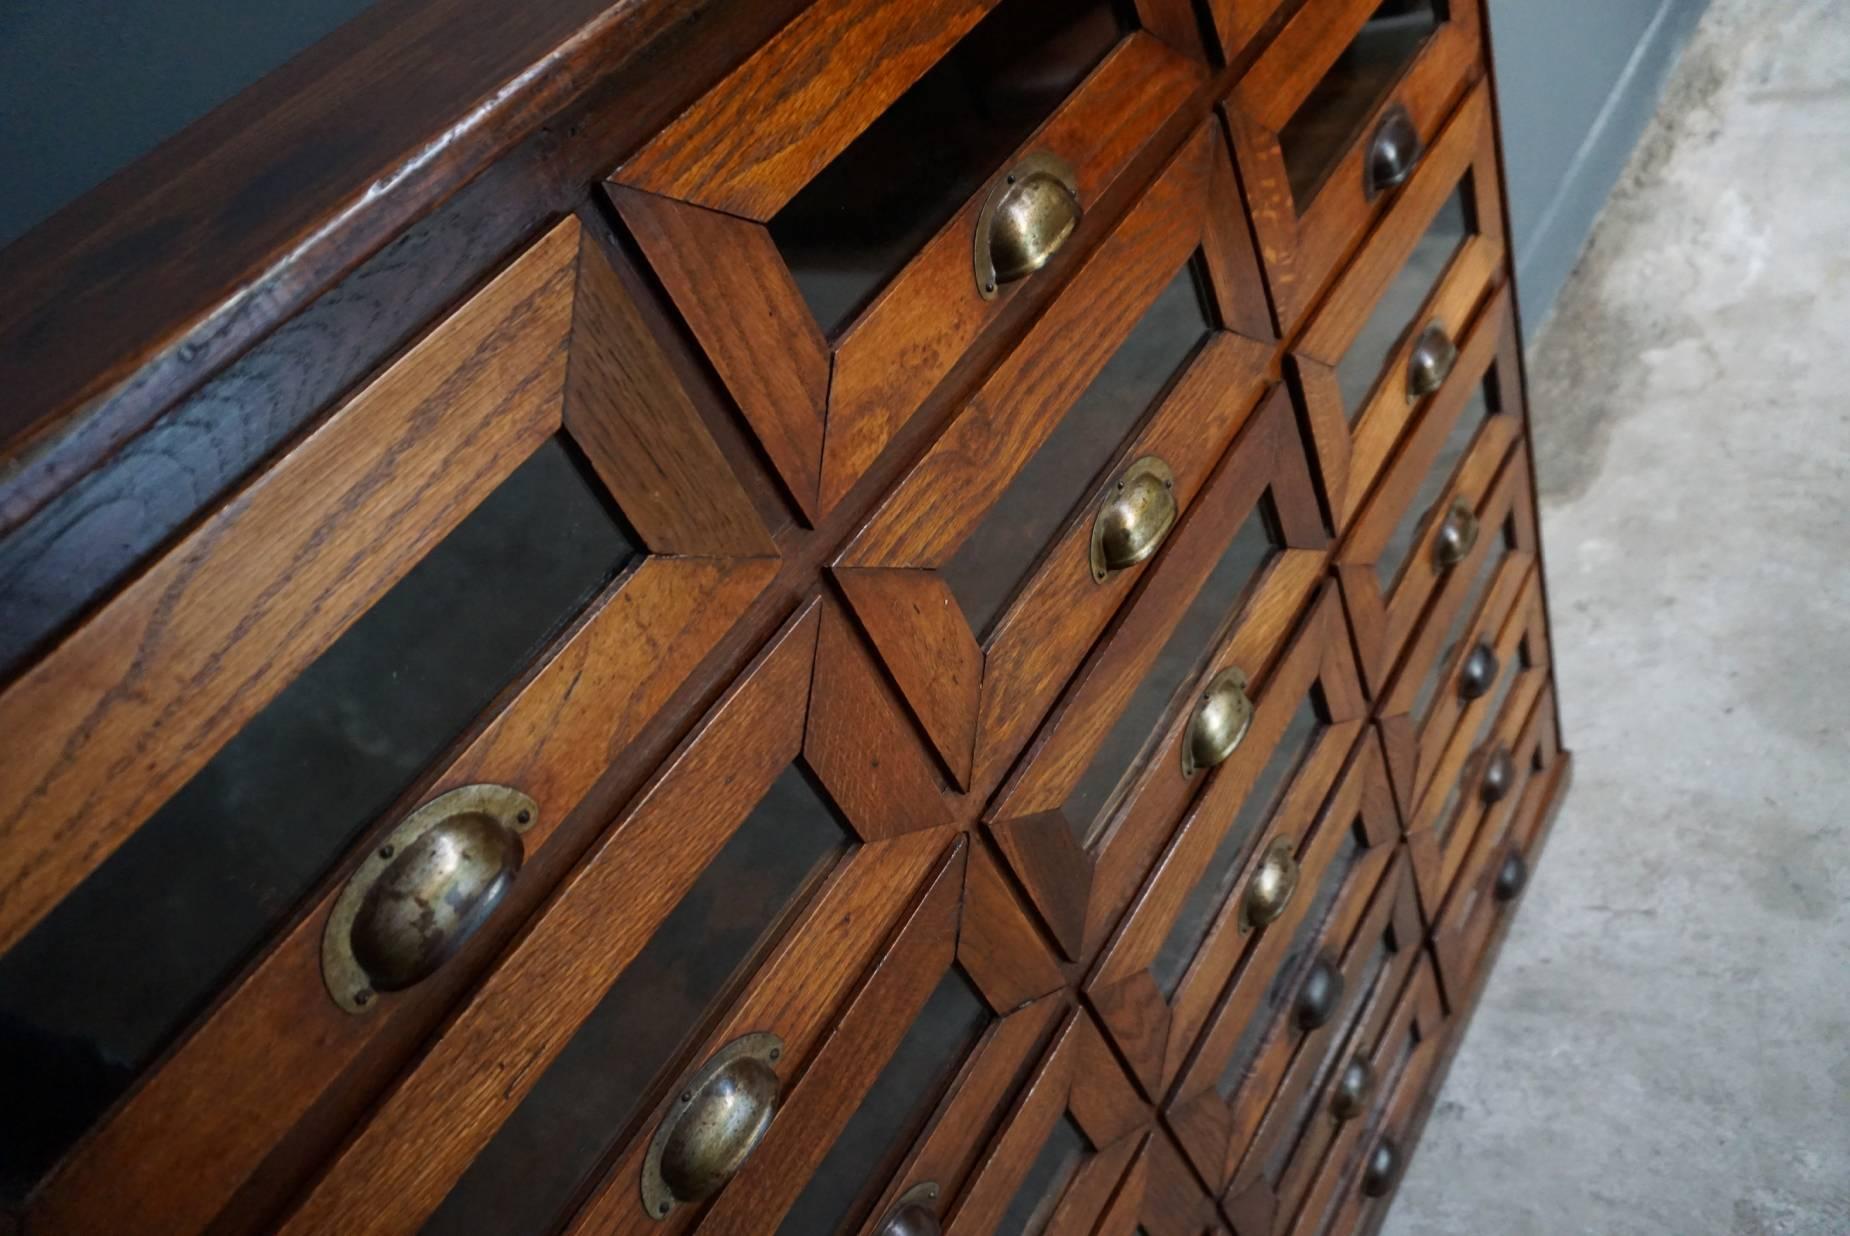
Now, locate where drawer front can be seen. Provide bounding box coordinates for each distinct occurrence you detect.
[1370,442,1539,819]
[1291,957,1447,1236]
[1431,683,1569,1012]
[1290,80,1505,530]
[1085,586,1378,1104]
[1405,560,1551,916]
[1218,853,1424,1235]
[0,222,784,1236]
[940,1009,1150,1236]
[837,122,1274,793]
[1097,1129,1222,1236]
[984,382,1330,965]
[260,598,1086,1236]
[1334,281,1527,703]
[1222,0,1483,329]
[1201,0,1292,64]
[611,0,1221,518]
[1166,836,1419,1202]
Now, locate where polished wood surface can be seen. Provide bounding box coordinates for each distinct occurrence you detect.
[0,1,1574,1232]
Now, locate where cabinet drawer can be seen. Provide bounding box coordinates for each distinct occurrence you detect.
[1084,585,1379,1104]
[940,1009,1150,1236]
[1219,852,1424,1235]
[1290,80,1505,530]
[1334,281,1527,705]
[1431,683,1570,1013]
[1370,443,1539,820]
[1290,957,1446,1235]
[984,382,1329,965]
[1404,561,1550,917]
[837,122,1273,793]
[1223,0,1483,331]
[1095,1129,1222,1236]
[0,222,783,1236]
[262,598,1084,1236]
[1167,838,1419,1203]
[611,0,1219,517]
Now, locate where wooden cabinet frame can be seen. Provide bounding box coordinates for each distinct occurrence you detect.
[1289,81,1505,530]
[1369,440,1539,821]
[1430,682,1568,1013]
[835,123,1274,793]
[984,383,1329,965]
[270,596,1066,1236]
[1333,282,1528,706]
[2,220,784,1236]
[1083,586,1375,1101]
[1222,0,1483,331]
[1292,960,1447,1235]
[943,1008,1150,1236]
[1219,854,1423,1233]
[1405,562,1551,917]
[1166,848,1420,1200]
[608,0,1211,518]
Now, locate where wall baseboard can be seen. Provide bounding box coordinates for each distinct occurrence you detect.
[1512,0,1710,338]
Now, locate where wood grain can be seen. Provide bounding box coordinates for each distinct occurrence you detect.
[607,186,827,518]
[564,223,779,556]
[0,220,580,957]
[694,840,964,1234]
[1223,0,1482,329]
[824,32,1203,508]
[946,1011,1082,1236]
[805,599,956,841]
[959,838,1067,1015]
[834,567,984,789]
[271,600,829,1236]
[615,0,999,219]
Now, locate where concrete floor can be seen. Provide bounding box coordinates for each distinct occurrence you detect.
[1383,1,1850,1233]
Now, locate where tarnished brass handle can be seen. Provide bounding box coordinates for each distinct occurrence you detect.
[1240,838,1300,933]
[642,1033,783,1218]
[1182,666,1255,778]
[1090,456,1177,582]
[1364,105,1421,199]
[975,152,1082,298]
[1494,850,1529,903]
[1432,498,1479,568]
[1459,643,1499,701]
[876,1183,943,1236]
[1361,1137,1401,1197]
[1295,957,1344,1030]
[1407,323,1459,399]
[1331,1057,1374,1121]
[322,783,536,1014]
[1480,745,1515,804]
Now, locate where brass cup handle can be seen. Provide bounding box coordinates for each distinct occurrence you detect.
[1458,642,1499,701]
[1240,838,1300,933]
[976,152,1082,298]
[1494,850,1529,903]
[1364,105,1422,199]
[1433,498,1479,569]
[322,783,536,1014]
[1361,1136,1401,1198]
[876,1183,943,1236]
[1295,956,1345,1030]
[1331,1056,1374,1121]
[642,1033,783,1218]
[1091,456,1177,582]
[1480,745,1516,803]
[1182,666,1255,778]
[1407,323,1460,399]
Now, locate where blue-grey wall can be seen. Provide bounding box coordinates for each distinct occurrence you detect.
[0,0,380,253]
[1487,0,1711,335]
